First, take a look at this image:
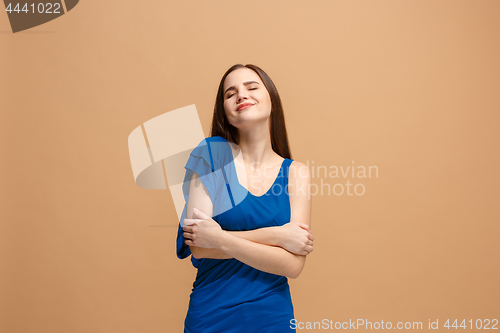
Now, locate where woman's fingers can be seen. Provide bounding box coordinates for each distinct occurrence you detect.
[182,225,193,232]
[301,247,313,255]
[303,242,313,254]
[299,224,314,237]
[183,218,201,226]
[298,223,310,231]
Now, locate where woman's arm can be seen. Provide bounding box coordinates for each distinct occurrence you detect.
[184,172,313,260]
[190,228,282,259]
[185,173,282,259]
[184,162,312,278]
[216,161,312,278]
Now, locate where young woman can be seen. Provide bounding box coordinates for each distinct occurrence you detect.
[176,64,313,332]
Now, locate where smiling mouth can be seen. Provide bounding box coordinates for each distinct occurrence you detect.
[237,104,254,111]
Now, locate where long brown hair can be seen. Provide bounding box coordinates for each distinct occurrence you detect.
[209,64,292,159]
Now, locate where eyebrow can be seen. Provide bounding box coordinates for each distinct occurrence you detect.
[224,81,260,95]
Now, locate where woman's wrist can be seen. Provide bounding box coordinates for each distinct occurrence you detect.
[217,230,234,252]
[225,226,283,248]
[216,230,231,250]
[270,226,283,247]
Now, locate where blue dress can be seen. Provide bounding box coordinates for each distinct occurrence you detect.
[176,136,296,333]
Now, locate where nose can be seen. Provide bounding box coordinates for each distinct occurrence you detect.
[236,89,248,103]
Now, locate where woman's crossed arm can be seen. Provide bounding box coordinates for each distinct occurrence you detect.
[183,162,312,278]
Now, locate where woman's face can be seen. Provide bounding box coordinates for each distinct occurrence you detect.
[223,67,272,130]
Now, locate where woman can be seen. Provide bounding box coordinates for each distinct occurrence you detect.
[176,64,313,332]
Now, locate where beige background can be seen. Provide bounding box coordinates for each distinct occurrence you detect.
[1,0,499,332]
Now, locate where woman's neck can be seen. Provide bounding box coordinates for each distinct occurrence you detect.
[236,122,278,170]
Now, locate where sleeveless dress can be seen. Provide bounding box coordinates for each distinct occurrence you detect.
[176,136,296,333]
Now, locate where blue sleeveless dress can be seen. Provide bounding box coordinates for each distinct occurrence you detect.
[176,136,296,333]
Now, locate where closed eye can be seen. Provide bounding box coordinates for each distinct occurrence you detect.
[226,87,257,99]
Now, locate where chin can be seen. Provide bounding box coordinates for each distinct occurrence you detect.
[233,118,270,130]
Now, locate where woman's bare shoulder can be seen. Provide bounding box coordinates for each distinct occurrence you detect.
[289,160,311,180]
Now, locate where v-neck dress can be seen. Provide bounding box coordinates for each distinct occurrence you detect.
[176,136,296,333]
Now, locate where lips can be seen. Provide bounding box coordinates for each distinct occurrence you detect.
[237,103,254,111]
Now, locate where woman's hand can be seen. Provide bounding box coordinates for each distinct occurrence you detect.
[279,222,314,255]
[183,208,225,249]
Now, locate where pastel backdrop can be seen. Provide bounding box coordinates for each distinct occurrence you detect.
[1,1,499,332]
